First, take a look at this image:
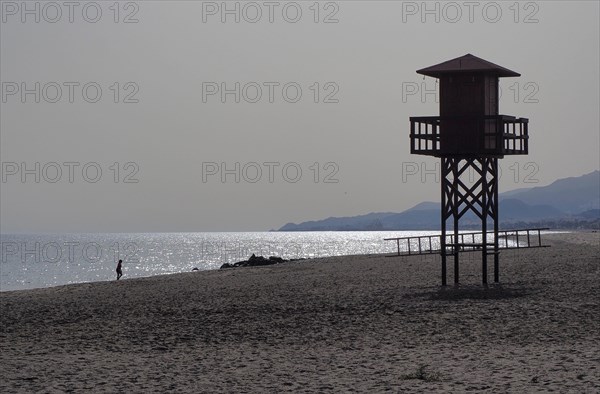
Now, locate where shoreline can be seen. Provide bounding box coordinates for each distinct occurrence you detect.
[1,232,598,392]
[0,229,590,295]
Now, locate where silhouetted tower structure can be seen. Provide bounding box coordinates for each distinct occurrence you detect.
[409,54,529,285]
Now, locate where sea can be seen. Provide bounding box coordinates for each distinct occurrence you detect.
[1,231,447,292]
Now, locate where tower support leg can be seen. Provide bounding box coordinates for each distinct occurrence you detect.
[439,157,500,286]
[492,159,500,283]
[440,158,448,286]
[482,158,488,285]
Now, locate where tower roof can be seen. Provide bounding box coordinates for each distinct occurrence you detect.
[416,54,520,78]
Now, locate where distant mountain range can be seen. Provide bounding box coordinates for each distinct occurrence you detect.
[278,171,600,231]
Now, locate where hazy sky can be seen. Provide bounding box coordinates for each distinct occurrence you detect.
[1,0,599,232]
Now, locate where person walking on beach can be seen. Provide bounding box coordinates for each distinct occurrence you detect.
[116,259,123,280]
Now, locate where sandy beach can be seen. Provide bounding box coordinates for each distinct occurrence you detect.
[1,232,599,393]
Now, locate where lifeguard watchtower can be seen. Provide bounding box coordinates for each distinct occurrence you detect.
[409,54,529,286]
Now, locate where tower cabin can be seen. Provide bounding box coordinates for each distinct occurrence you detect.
[410,54,529,157]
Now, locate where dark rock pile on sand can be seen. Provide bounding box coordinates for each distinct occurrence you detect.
[220,254,288,269]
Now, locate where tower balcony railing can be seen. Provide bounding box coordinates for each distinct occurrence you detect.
[409,115,529,157]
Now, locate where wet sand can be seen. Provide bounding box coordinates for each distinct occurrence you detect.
[1,232,599,393]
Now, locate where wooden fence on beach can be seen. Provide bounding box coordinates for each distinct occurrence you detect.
[384,228,550,257]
